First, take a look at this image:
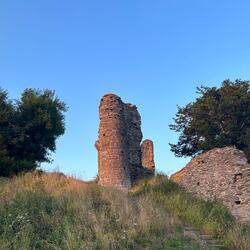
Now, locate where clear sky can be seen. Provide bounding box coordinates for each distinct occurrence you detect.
[0,0,250,180]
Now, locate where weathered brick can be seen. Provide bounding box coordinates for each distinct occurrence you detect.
[96,94,155,189]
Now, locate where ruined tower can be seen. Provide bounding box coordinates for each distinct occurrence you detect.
[96,93,155,189]
[141,139,155,173]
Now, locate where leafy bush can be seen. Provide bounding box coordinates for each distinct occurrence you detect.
[170,79,250,161]
[0,88,67,176]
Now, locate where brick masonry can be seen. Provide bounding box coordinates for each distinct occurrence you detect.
[171,147,250,223]
[141,139,155,172]
[96,94,155,189]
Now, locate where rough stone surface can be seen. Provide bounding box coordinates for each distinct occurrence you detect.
[171,147,250,223]
[96,94,155,189]
[141,139,155,173]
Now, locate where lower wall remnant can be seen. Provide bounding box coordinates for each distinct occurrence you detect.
[141,139,155,173]
[171,147,250,223]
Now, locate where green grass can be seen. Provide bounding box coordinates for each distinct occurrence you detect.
[131,175,250,250]
[0,172,249,250]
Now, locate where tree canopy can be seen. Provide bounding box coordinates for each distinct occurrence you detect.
[0,88,67,176]
[169,79,250,161]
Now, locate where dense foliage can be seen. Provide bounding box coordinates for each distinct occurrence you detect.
[169,79,250,161]
[0,88,67,176]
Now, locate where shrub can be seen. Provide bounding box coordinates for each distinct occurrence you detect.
[170,79,250,161]
[0,88,67,176]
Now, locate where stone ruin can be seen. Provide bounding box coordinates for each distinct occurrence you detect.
[95,94,250,223]
[95,94,155,189]
[141,139,155,172]
[171,147,250,223]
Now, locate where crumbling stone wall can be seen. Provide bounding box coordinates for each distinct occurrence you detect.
[96,94,155,189]
[171,147,250,223]
[141,139,155,173]
[123,103,143,183]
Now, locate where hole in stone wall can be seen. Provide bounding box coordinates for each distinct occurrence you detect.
[233,173,243,183]
[197,182,200,186]
[103,133,106,137]
[235,200,241,205]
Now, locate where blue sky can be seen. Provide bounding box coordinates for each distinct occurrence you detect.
[0,0,250,180]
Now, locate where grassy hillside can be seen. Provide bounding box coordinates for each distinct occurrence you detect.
[0,172,249,250]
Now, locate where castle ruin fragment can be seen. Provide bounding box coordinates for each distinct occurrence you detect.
[171,147,250,223]
[95,93,155,189]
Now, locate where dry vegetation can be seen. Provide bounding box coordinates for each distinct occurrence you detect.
[0,172,88,203]
[0,172,249,250]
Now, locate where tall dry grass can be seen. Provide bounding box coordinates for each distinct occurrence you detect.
[132,175,250,250]
[0,172,204,250]
[0,171,88,203]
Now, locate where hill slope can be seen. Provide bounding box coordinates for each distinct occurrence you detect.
[0,172,249,250]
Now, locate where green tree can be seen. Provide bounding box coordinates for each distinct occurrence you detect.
[169,79,250,161]
[0,88,67,176]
